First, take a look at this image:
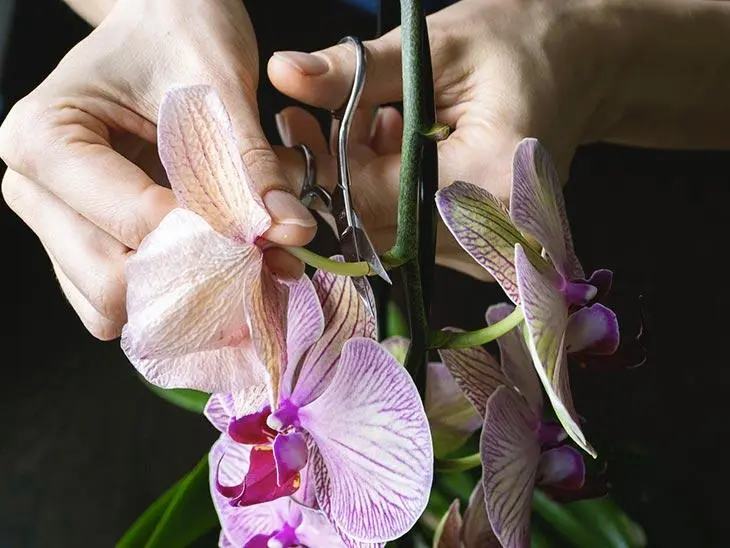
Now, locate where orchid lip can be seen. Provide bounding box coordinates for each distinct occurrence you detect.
[267,399,301,432]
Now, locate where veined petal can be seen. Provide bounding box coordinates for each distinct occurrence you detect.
[243,262,288,407]
[204,393,236,433]
[296,506,349,547]
[122,209,260,392]
[280,275,325,400]
[381,336,410,365]
[291,435,319,509]
[434,500,462,548]
[273,431,308,486]
[436,180,523,303]
[481,386,540,548]
[426,362,482,458]
[515,245,594,457]
[209,438,287,547]
[438,342,505,419]
[537,446,586,491]
[566,304,620,356]
[289,269,374,407]
[158,85,270,242]
[462,483,501,548]
[299,338,433,542]
[486,303,543,414]
[510,138,583,279]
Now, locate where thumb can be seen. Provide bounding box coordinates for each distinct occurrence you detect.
[267,28,404,110]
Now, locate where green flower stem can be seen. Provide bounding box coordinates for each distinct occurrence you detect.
[429,306,524,349]
[532,489,606,547]
[435,453,482,473]
[282,246,373,277]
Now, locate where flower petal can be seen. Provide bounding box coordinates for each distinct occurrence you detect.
[537,446,586,491]
[204,393,236,433]
[566,304,620,356]
[510,138,583,279]
[486,303,543,414]
[434,499,462,548]
[462,483,501,548]
[436,180,523,303]
[209,438,286,547]
[243,262,288,406]
[481,386,540,548]
[158,85,270,242]
[299,338,433,542]
[289,269,374,407]
[228,406,275,445]
[296,506,350,547]
[238,445,300,506]
[426,362,482,458]
[515,245,594,457]
[437,342,505,419]
[280,275,325,400]
[273,431,308,486]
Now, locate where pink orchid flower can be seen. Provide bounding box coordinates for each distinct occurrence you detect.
[121,85,287,410]
[205,269,433,546]
[436,138,619,456]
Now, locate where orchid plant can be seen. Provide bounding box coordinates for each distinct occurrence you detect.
[116,2,645,547]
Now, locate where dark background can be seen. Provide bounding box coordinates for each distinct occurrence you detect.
[1,0,728,546]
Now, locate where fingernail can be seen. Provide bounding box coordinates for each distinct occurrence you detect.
[273,51,329,76]
[275,113,292,147]
[263,189,317,228]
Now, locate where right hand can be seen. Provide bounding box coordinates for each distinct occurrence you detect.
[0,0,316,341]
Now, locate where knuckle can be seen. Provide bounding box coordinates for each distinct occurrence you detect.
[88,265,127,327]
[239,138,282,189]
[0,170,28,213]
[0,96,45,174]
[84,312,123,341]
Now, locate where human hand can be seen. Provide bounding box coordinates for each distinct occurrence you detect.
[0,0,316,340]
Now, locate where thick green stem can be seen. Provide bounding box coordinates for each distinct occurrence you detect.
[429,307,524,349]
[281,246,373,277]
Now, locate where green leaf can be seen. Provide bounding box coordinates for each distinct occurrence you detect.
[141,376,210,414]
[532,489,605,547]
[387,301,410,338]
[565,496,647,548]
[116,454,218,548]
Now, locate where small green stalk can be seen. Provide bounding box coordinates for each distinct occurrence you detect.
[282,246,373,277]
[435,453,482,473]
[429,306,524,349]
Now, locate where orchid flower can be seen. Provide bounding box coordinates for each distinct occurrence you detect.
[436,138,619,456]
[434,484,500,548]
[382,337,481,458]
[441,303,587,548]
[121,85,287,411]
[205,270,433,545]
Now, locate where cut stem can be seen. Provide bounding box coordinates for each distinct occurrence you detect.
[429,307,524,349]
[281,246,373,277]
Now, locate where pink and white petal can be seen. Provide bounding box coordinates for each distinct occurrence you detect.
[280,275,325,400]
[289,269,374,408]
[243,263,288,406]
[381,336,410,365]
[486,303,542,414]
[510,138,583,279]
[204,393,236,433]
[296,506,349,547]
[565,304,620,356]
[158,85,270,241]
[515,245,594,456]
[437,341,505,419]
[434,499,462,548]
[273,431,308,486]
[299,338,433,542]
[218,530,234,548]
[537,446,586,491]
[481,386,540,548]
[426,362,482,459]
[436,180,522,303]
[462,483,501,548]
[232,385,270,418]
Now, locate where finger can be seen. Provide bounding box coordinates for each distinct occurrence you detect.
[370,106,404,155]
[267,29,404,111]
[0,98,177,251]
[275,107,329,153]
[2,169,129,329]
[263,247,306,281]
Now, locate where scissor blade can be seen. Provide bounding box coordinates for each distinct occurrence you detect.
[339,222,391,285]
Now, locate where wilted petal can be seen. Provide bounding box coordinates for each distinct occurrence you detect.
[566,304,620,356]
[434,499,462,548]
[486,303,542,414]
[462,483,501,548]
[515,245,593,456]
[537,446,586,491]
[204,393,236,433]
[426,362,482,458]
[280,275,325,400]
[381,336,410,365]
[436,180,523,303]
[122,209,266,394]
[438,342,504,419]
[273,431,308,486]
[481,386,540,548]
[237,446,300,506]
[300,338,433,542]
[158,85,270,242]
[243,262,287,406]
[510,138,583,279]
[289,269,374,407]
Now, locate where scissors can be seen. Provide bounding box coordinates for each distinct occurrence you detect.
[298,36,391,318]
